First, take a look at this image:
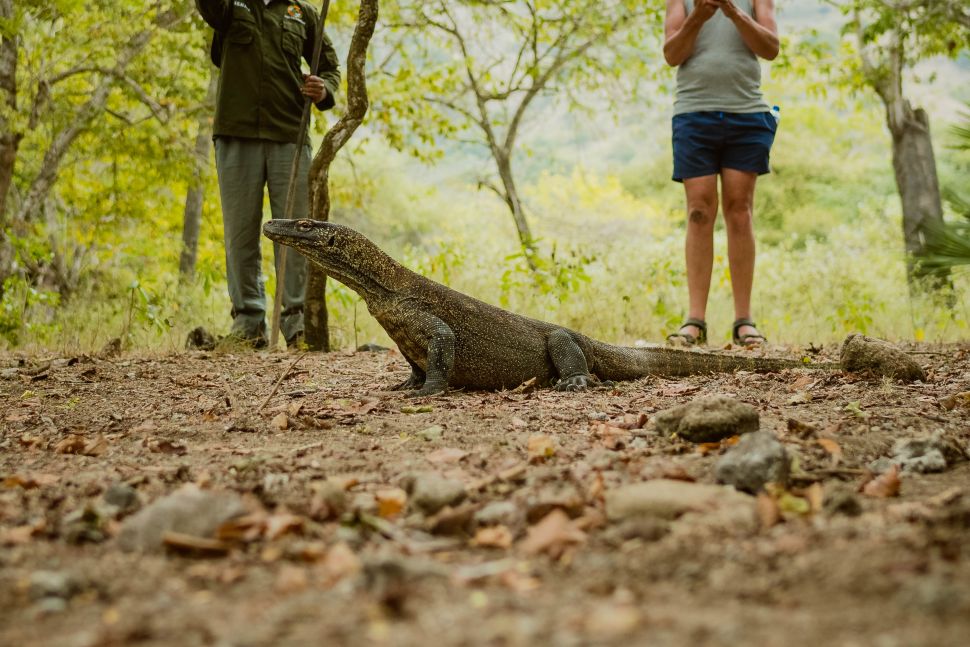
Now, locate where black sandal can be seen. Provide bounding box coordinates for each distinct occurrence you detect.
[732,318,766,347]
[666,318,707,346]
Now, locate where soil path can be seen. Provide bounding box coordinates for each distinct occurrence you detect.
[2,343,969,646]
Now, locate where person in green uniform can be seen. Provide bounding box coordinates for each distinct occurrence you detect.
[195,0,340,348]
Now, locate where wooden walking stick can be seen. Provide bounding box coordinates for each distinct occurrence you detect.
[270,0,332,350]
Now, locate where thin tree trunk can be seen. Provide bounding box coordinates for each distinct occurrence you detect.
[0,0,18,299]
[304,0,378,351]
[180,66,218,279]
[887,103,950,288]
[494,150,537,268]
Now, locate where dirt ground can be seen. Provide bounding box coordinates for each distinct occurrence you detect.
[2,340,970,647]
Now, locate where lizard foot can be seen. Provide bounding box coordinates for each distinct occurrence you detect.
[405,383,447,398]
[390,376,423,391]
[554,374,594,392]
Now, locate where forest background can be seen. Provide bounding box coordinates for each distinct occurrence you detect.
[1,0,968,354]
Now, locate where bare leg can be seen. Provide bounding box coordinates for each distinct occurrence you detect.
[720,168,763,342]
[680,174,719,340]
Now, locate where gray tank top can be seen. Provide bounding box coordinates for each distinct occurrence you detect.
[674,0,769,114]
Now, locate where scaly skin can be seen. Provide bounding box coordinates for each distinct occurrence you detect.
[263,220,836,396]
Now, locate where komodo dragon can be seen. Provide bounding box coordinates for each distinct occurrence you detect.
[264,220,834,396]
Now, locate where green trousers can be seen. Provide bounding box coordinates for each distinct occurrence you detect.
[214,137,309,343]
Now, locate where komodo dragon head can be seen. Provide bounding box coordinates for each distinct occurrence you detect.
[263,219,406,298]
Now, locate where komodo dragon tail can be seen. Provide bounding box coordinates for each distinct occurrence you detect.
[588,340,838,381]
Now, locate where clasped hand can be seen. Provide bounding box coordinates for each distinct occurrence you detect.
[694,0,742,22]
[301,74,327,103]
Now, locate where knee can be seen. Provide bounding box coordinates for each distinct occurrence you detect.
[722,201,753,233]
[687,205,716,229]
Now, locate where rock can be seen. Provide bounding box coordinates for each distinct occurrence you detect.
[840,333,926,382]
[525,483,585,523]
[891,432,966,473]
[475,501,521,528]
[117,485,246,553]
[605,479,753,522]
[408,474,466,515]
[427,503,477,536]
[185,326,216,351]
[714,432,790,493]
[103,483,139,514]
[653,395,759,443]
[62,504,111,544]
[311,481,348,520]
[29,571,83,601]
[418,425,444,442]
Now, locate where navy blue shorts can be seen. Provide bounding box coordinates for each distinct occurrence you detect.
[672,111,777,182]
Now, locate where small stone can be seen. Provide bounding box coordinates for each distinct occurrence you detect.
[603,518,670,545]
[605,479,753,522]
[103,483,139,513]
[839,333,926,382]
[117,485,246,553]
[714,432,790,493]
[474,501,521,528]
[33,597,69,616]
[891,433,965,473]
[409,474,466,515]
[653,395,759,443]
[311,481,348,520]
[418,425,444,442]
[29,571,82,601]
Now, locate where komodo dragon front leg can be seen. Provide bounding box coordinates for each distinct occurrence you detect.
[391,310,456,397]
[547,329,607,391]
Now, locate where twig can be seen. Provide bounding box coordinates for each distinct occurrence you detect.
[259,352,309,411]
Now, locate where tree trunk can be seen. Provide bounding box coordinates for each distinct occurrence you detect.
[886,102,951,290]
[494,150,537,270]
[179,67,218,279]
[0,0,18,299]
[304,0,378,351]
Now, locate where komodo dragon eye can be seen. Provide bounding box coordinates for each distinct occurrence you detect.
[297,220,313,231]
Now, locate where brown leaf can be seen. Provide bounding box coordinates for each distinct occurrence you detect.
[786,418,817,438]
[264,512,305,540]
[162,531,232,556]
[472,525,514,550]
[376,488,408,520]
[54,434,88,454]
[271,412,289,430]
[3,473,59,489]
[275,565,309,594]
[805,482,825,514]
[815,438,843,467]
[591,423,631,450]
[147,439,188,456]
[757,493,781,529]
[863,465,901,498]
[527,435,556,463]
[0,522,45,545]
[518,509,586,558]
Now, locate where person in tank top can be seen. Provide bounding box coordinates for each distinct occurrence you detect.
[662,0,779,348]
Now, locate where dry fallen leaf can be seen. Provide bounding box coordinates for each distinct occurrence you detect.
[518,509,586,558]
[322,542,362,585]
[527,435,556,463]
[264,512,305,540]
[3,473,59,489]
[376,488,408,520]
[275,565,309,594]
[591,423,630,450]
[472,525,514,550]
[863,465,901,498]
[815,438,843,467]
[54,434,88,454]
[757,492,781,529]
[805,482,824,513]
[271,413,289,430]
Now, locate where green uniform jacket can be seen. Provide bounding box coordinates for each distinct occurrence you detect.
[195,0,341,143]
